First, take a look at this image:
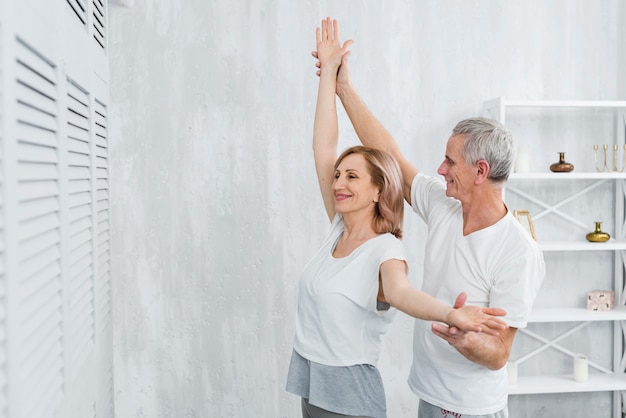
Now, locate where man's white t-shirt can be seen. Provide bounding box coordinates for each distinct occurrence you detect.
[407,173,545,415]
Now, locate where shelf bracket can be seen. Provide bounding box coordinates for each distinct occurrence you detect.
[517,322,613,374]
[507,180,609,231]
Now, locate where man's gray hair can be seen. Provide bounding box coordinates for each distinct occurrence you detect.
[452,117,514,183]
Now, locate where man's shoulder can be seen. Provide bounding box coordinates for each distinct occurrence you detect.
[410,173,456,212]
[497,213,543,255]
[411,172,445,189]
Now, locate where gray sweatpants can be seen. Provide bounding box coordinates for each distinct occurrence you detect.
[301,398,372,418]
[417,399,508,418]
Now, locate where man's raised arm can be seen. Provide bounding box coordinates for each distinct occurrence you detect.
[335,54,419,203]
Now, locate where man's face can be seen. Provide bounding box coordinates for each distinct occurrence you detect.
[436,134,477,201]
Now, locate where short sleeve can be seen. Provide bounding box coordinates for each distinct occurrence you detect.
[490,245,545,328]
[378,235,407,267]
[410,173,450,223]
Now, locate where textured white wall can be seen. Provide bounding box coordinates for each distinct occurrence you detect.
[108,1,626,417]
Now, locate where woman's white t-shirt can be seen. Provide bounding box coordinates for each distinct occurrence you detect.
[293,214,406,367]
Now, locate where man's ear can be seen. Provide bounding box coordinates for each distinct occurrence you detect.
[475,160,490,184]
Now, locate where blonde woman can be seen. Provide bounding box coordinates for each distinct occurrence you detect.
[285,18,507,418]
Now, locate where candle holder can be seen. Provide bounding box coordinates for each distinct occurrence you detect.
[593,144,626,172]
[507,361,518,385]
[573,353,588,382]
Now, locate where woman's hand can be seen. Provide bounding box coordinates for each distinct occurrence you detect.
[314,17,353,76]
[445,292,508,336]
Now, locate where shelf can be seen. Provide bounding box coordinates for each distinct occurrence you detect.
[484,97,626,112]
[537,240,626,252]
[483,97,626,127]
[500,99,626,108]
[508,373,626,395]
[509,172,626,180]
[485,96,626,414]
[528,307,626,323]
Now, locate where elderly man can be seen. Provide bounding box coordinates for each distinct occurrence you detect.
[316,21,545,417]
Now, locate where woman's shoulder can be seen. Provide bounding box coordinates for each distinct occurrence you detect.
[370,233,406,259]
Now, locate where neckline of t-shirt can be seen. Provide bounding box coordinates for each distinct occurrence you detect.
[329,232,389,260]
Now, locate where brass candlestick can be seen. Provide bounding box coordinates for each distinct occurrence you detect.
[593,144,626,172]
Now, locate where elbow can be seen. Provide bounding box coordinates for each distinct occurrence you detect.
[488,357,508,371]
[383,288,407,312]
[383,290,398,307]
[487,349,511,371]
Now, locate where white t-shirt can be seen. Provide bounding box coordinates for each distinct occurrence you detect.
[293,214,406,367]
[407,173,545,415]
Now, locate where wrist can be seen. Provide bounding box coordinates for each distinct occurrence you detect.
[319,64,339,76]
[445,307,458,325]
[337,79,354,98]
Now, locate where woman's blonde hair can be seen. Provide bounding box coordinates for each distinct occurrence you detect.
[335,146,404,239]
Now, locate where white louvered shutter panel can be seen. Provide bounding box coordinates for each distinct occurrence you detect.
[0,0,112,416]
[0,26,7,418]
[92,0,106,50]
[94,100,112,418]
[66,79,94,377]
[66,0,88,25]
[94,101,109,335]
[14,37,64,418]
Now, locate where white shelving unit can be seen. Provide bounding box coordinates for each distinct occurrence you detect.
[509,374,626,396]
[484,97,626,417]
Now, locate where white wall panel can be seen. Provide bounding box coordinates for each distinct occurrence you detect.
[108,1,626,417]
[0,1,111,417]
[0,17,7,417]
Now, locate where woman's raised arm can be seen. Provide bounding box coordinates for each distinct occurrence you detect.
[312,17,353,221]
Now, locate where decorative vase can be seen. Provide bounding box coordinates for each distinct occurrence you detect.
[550,152,574,172]
[586,221,610,242]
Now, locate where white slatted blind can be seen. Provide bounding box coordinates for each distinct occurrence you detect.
[15,37,64,418]
[0,24,7,418]
[94,100,112,418]
[94,100,109,335]
[66,0,87,25]
[92,0,105,49]
[66,79,94,377]
[65,0,106,51]
[0,0,112,416]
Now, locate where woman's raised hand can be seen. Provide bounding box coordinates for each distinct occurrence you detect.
[315,17,353,75]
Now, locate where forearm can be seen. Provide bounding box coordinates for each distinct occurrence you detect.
[337,82,400,157]
[388,287,452,323]
[312,66,341,219]
[444,327,515,370]
[337,81,418,201]
[313,67,339,155]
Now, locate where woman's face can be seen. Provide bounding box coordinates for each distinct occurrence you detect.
[333,153,380,216]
